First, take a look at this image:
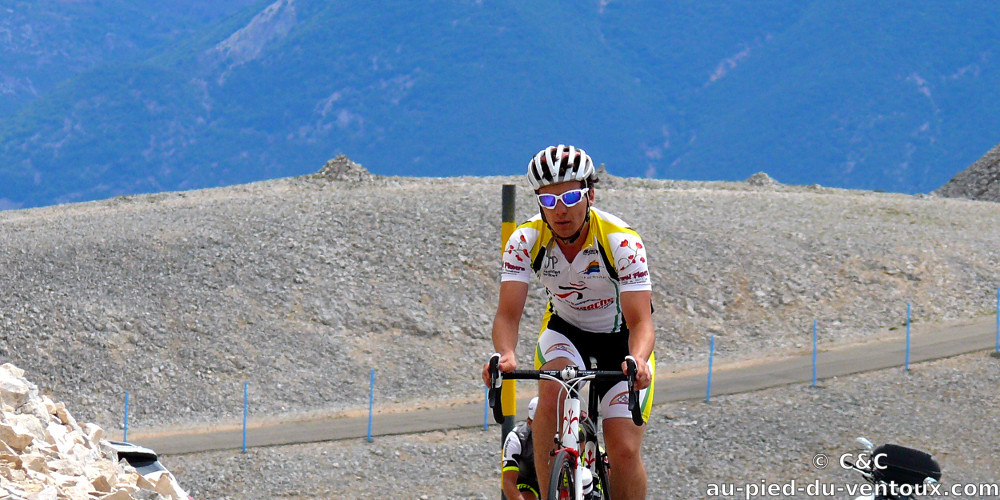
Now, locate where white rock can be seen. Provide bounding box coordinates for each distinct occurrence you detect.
[0,421,35,452]
[0,372,30,409]
[31,485,60,500]
[0,363,25,380]
[85,422,106,444]
[100,490,133,500]
[22,453,48,473]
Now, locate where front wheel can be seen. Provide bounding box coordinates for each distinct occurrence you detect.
[548,450,577,500]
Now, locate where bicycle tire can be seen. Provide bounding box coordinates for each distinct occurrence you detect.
[548,450,577,500]
[595,452,611,500]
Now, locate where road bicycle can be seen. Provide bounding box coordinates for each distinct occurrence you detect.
[845,437,941,500]
[487,353,644,500]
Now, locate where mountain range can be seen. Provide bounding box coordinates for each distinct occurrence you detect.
[2,0,999,209]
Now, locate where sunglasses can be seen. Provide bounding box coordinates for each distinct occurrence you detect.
[536,187,590,209]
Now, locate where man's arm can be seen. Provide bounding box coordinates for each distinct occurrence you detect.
[499,428,532,500]
[482,280,529,384]
[620,289,654,390]
[502,469,528,500]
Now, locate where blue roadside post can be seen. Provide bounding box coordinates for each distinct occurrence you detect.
[243,381,248,452]
[812,319,818,387]
[367,369,375,443]
[706,335,715,403]
[905,303,911,371]
[123,392,130,442]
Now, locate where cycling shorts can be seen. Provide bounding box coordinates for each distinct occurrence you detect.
[533,309,655,423]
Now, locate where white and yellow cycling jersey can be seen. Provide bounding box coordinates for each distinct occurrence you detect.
[500,207,652,334]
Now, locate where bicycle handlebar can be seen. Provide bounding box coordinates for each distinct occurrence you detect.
[487,353,644,426]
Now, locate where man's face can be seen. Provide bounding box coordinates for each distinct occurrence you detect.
[537,180,593,240]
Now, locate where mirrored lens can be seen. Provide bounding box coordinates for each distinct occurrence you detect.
[537,194,558,208]
[560,190,583,206]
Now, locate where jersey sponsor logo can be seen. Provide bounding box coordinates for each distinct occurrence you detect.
[620,269,649,281]
[570,297,614,311]
[543,253,559,269]
[504,261,526,272]
[555,283,587,301]
[617,239,646,271]
[542,253,561,277]
[609,391,630,406]
[582,247,599,256]
[554,283,614,311]
[582,260,601,275]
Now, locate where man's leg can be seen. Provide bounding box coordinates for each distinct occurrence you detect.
[603,417,647,500]
[532,357,573,498]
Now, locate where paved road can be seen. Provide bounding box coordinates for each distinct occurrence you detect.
[131,315,999,455]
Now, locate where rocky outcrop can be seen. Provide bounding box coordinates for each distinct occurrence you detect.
[314,154,375,182]
[935,143,1000,202]
[0,364,184,499]
[745,172,779,187]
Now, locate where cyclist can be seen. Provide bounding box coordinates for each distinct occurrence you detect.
[501,397,540,500]
[482,145,655,500]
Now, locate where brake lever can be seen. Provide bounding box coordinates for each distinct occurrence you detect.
[487,353,505,424]
[624,355,644,426]
[489,353,502,389]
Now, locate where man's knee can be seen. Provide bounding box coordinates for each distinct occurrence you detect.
[606,438,641,463]
[603,420,644,461]
[537,380,562,401]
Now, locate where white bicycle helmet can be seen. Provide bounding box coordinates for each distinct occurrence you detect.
[527,145,596,190]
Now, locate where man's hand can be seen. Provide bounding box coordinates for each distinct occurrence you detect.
[623,356,652,391]
[482,351,518,386]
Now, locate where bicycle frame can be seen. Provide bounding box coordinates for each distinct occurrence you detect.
[488,355,642,500]
[553,367,601,499]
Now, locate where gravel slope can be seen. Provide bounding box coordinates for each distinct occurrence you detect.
[1,160,998,497]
